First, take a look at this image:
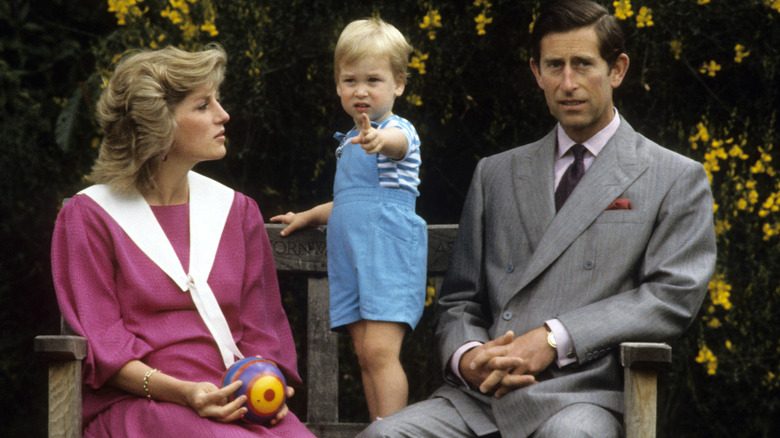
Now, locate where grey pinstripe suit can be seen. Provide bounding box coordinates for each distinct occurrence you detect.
[361,116,716,437]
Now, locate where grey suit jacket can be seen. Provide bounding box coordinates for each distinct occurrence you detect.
[432,117,717,437]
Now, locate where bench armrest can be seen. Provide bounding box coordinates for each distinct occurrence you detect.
[35,335,87,438]
[34,335,87,361]
[620,342,671,438]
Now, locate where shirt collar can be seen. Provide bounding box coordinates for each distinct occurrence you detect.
[556,107,621,159]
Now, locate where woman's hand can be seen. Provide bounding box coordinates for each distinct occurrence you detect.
[266,386,296,426]
[184,380,248,422]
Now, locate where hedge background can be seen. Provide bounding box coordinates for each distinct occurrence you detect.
[1,0,778,436]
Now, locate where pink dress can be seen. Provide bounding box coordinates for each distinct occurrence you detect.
[51,191,315,437]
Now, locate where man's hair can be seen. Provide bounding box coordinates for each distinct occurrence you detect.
[88,43,227,194]
[531,0,626,68]
[334,18,413,84]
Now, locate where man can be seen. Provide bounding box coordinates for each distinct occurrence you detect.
[358,0,716,437]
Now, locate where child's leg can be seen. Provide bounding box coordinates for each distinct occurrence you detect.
[347,320,408,421]
[347,320,378,420]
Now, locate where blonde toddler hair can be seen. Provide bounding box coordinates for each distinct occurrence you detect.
[334,18,413,85]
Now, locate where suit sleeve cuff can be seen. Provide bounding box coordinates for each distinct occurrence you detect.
[545,318,577,367]
[449,341,483,388]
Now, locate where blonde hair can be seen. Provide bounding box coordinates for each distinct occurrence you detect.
[334,18,413,84]
[88,43,227,194]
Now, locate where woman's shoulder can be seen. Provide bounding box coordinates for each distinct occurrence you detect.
[59,192,109,221]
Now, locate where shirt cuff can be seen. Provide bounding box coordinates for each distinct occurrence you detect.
[545,318,577,367]
[449,341,484,388]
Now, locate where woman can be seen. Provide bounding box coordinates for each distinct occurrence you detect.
[51,44,314,437]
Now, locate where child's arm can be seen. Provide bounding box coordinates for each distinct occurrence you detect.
[269,202,333,236]
[351,113,408,160]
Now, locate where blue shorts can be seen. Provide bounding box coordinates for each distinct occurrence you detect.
[327,188,427,331]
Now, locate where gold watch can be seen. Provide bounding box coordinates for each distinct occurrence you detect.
[545,327,557,350]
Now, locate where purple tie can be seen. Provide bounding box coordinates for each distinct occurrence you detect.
[555,144,586,211]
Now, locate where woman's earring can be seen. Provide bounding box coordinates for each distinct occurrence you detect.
[161,154,168,162]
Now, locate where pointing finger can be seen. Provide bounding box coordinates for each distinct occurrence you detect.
[360,113,371,131]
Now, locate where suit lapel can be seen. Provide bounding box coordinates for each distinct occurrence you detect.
[513,118,649,293]
[511,131,556,253]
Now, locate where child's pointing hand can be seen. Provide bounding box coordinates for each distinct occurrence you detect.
[352,113,382,154]
[351,113,408,160]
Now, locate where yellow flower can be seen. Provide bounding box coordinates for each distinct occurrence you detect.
[670,40,683,60]
[613,0,634,20]
[201,22,218,37]
[529,11,539,34]
[409,51,429,75]
[695,343,718,375]
[697,0,711,4]
[734,44,750,63]
[108,0,146,26]
[636,6,654,27]
[475,13,493,36]
[161,7,184,25]
[419,10,442,40]
[689,121,710,145]
[728,144,748,160]
[406,94,423,107]
[713,218,731,236]
[762,222,780,240]
[708,275,733,310]
[751,160,766,174]
[425,279,436,306]
[767,0,780,13]
[699,60,721,77]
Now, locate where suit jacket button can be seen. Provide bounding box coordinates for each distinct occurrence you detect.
[506,264,514,273]
[584,260,595,270]
[502,311,513,321]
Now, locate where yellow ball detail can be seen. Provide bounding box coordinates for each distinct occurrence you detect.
[248,374,285,415]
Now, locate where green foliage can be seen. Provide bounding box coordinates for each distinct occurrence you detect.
[0,1,114,436]
[2,0,779,436]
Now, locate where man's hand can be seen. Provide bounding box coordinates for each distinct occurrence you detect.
[460,327,557,398]
[492,327,557,398]
[460,331,527,395]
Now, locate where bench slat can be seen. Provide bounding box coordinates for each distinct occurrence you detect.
[265,223,458,274]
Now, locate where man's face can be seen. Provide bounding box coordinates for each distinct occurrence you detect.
[531,25,628,143]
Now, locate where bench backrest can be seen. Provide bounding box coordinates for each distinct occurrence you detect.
[264,223,457,430]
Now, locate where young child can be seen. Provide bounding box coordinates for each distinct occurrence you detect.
[270,18,427,422]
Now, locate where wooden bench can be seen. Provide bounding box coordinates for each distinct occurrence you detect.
[35,223,670,438]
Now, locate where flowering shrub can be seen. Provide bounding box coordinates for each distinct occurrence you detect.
[5,0,776,435]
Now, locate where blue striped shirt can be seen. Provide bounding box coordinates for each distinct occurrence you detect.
[376,115,421,196]
[335,114,422,196]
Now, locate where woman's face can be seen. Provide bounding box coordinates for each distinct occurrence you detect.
[169,84,230,165]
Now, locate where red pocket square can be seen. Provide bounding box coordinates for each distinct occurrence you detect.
[606,198,632,210]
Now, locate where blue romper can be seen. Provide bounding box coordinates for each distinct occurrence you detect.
[327,115,427,331]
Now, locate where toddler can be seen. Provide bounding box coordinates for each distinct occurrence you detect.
[271,18,426,422]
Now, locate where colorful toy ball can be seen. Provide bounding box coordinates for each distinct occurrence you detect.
[221,357,287,424]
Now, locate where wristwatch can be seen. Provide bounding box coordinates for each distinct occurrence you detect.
[545,326,557,350]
